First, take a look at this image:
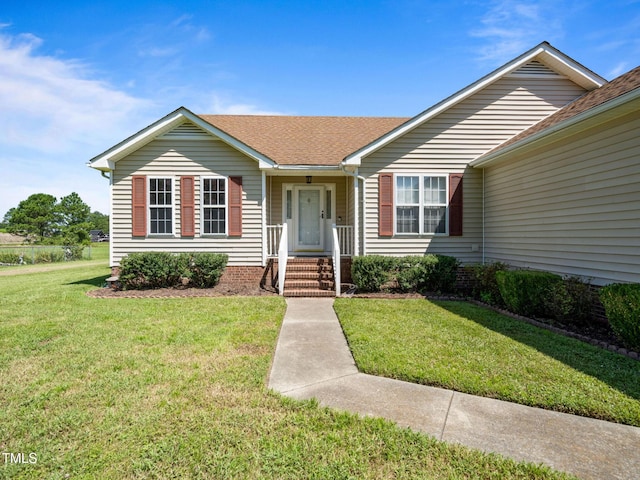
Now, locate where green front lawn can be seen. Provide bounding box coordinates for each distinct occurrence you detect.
[334,298,640,427]
[0,264,577,479]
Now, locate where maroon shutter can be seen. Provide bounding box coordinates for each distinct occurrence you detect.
[132,175,147,237]
[378,173,394,237]
[180,176,195,237]
[449,174,463,236]
[228,176,243,237]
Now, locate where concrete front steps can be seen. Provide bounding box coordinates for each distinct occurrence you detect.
[283,257,336,297]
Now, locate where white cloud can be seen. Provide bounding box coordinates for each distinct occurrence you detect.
[202,94,290,116]
[0,31,156,215]
[470,0,564,63]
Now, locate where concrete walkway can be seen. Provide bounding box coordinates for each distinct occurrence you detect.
[268,298,640,480]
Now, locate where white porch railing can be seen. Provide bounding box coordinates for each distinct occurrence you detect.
[332,224,341,297]
[277,224,288,296]
[335,225,354,257]
[267,224,283,257]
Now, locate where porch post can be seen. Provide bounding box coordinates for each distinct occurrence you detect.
[261,171,267,266]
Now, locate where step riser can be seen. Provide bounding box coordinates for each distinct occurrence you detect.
[280,257,336,297]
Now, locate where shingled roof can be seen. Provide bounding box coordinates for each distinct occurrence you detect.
[476,65,640,162]
[198,115,409,166]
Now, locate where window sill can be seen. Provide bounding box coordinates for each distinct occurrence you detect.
[393,233,449,237]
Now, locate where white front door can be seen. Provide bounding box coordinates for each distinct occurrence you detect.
[294,186,324,251]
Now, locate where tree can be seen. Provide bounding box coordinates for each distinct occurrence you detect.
[6,193,58,241]
[5,192,97,245]
[88,211,109,234]
[58,192,91,227]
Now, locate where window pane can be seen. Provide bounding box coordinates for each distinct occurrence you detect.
[424,176,446,205]
[397,176,419,205]
[424,207,446,234]
[204,207,225,234]
[286,190,292,219]
[396,206,419,233]
[203,178,226,234]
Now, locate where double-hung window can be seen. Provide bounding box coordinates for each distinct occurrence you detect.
[396,175,447,234]
[149,177,173,234]
[202,177,227,234]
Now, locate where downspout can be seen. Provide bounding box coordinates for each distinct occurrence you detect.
[340,164,366,256]
[261,171,267,266]
[99,169,114,269]
[482,168,485,265]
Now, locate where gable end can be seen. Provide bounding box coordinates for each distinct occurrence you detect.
[158,122,219,141]
[509,60,563,78]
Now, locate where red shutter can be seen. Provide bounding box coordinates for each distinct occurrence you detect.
[378,173,394,237]
[131,175,147,237]
[180,176,195,237]
[228,176,243,237]
[449,174,463,236]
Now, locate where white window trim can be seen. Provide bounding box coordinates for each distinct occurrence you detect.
[148,176,175,236]
[394,173,449,236]
[200,176,228,237]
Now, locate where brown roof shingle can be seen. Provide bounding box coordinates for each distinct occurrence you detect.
[198,115,409,166]
[483,65,640,157]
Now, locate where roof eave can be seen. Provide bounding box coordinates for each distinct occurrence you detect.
[470,86,640,168]
[342,42,606,166]
[88,107,277,172]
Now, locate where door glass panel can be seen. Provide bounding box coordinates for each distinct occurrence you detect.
[298,190,320,246]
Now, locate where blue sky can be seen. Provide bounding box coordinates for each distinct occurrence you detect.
[1,0,639,216]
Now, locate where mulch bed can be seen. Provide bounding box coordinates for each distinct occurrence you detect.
[87,283,278,298]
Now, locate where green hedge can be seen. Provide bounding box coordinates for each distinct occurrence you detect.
[351,255,397,293]
[600,283,640,351]
[119,252,228,290]
[351,254,459,293]
[496,270,562,318]
[467,262,509,306]
[186,252,228,288]
[544,276,596,325]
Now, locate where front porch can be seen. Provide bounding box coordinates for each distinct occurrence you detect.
[261,173,357,296]
[264,225,354,297]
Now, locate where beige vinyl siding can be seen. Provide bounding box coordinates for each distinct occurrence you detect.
[483,110,640,285]
[111,138,263,267]
[360,71,586,263]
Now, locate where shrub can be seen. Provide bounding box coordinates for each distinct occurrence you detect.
[62,245,85,261]
[468,262,509,306]
[395,256,432,293]
[429,255,459,293]
[34,249,65,263]
[496,270,562,318]
[351,255,397,292]
[120,252,184,289]
[600,283,640,351]
[119,252,228,290]
[184,253,228,288]
[0,251,22,264]
[352,254,459,293]
[544,276,596,325]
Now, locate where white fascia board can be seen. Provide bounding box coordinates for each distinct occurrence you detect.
[88,110,187,171]
[536,48,606,89]
[184,111,276,169]
[470,87,640,168]
[343,42,605,167]
[88,107,276,172]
